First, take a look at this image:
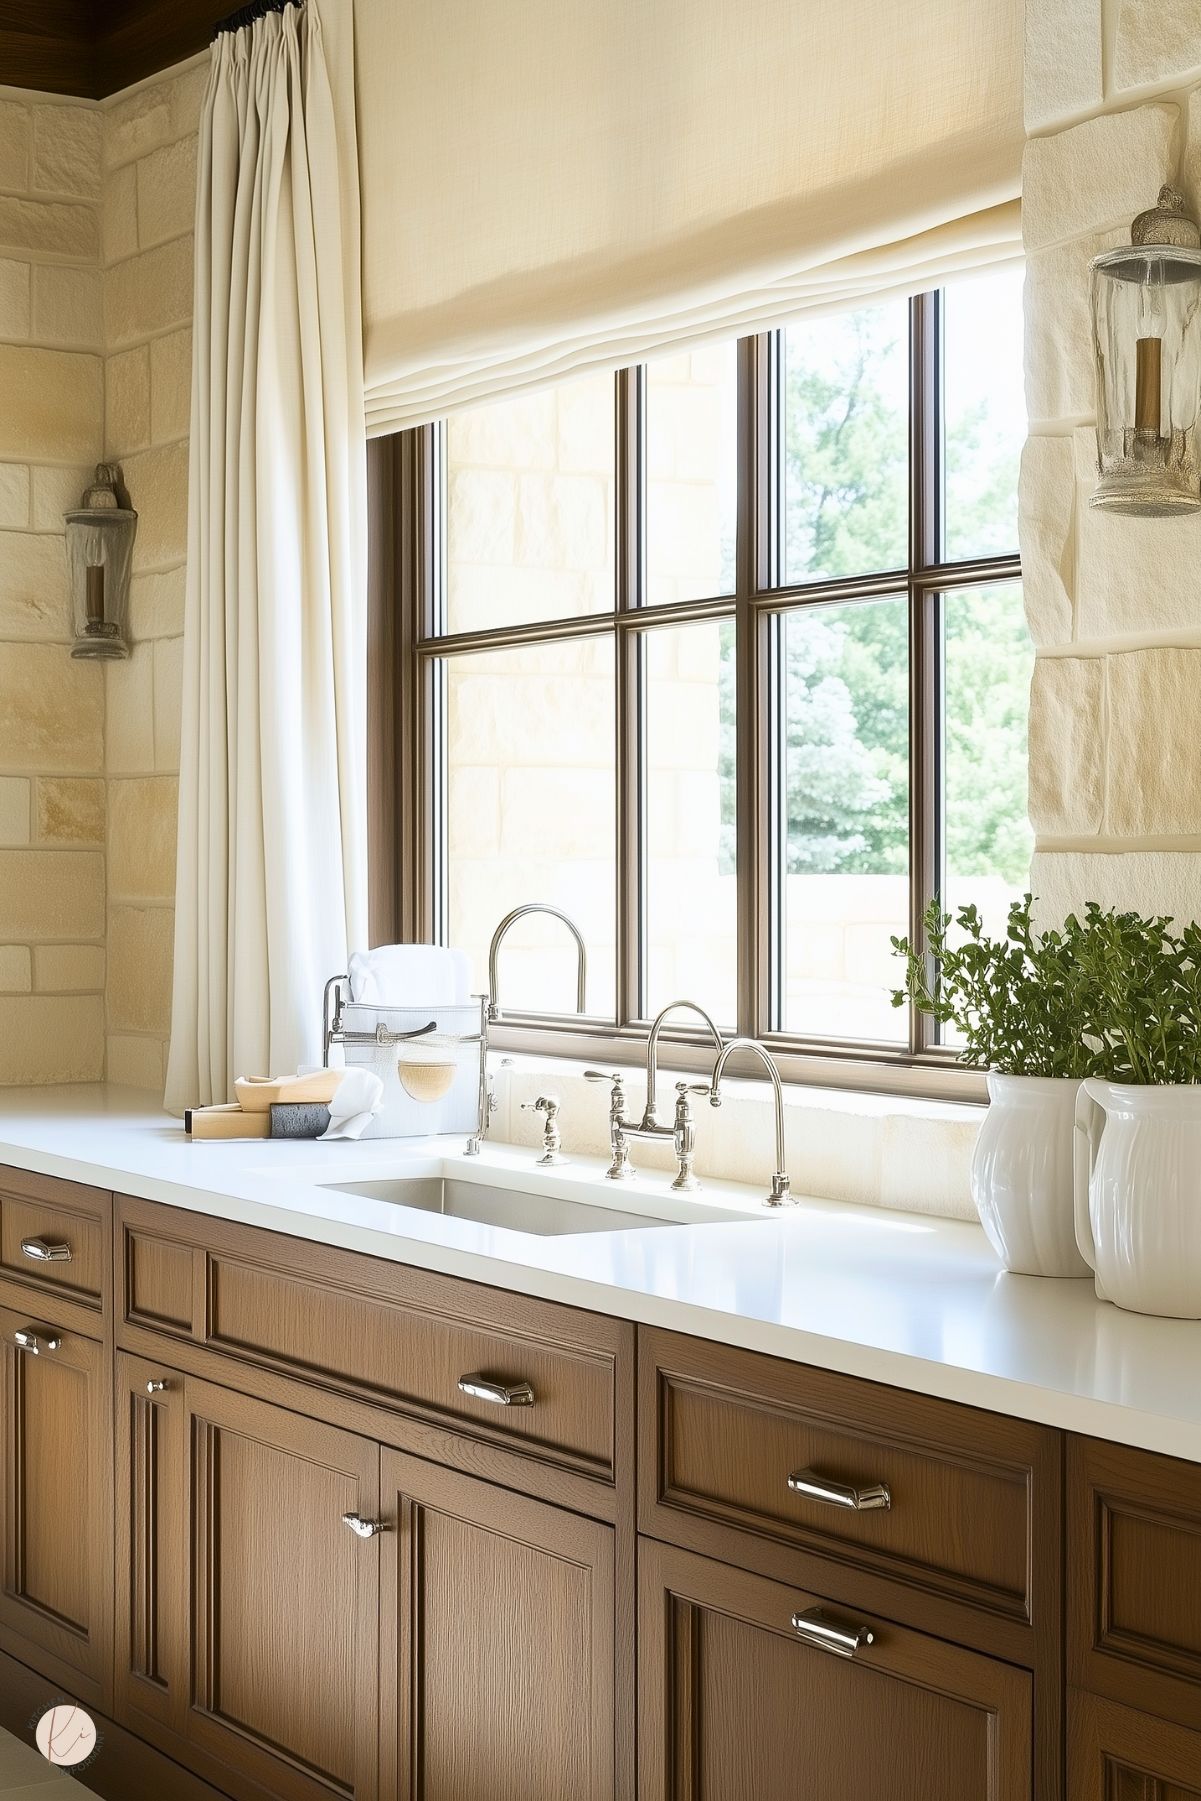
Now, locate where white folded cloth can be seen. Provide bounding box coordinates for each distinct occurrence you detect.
[347,944,471,1006]
[319,1068,385,1140]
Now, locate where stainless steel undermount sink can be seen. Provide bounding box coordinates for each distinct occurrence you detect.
[321,1175,750,1236]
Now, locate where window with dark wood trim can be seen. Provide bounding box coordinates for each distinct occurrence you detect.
[370,277,1027,1100]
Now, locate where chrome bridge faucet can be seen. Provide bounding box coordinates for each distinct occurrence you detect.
[587,1012,795,1206]
[586,999,723,1192]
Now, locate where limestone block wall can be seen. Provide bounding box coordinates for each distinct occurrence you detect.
[0,64,198,1090]
[0,88,106,1083]
[1023,1,1201,926]
[99,64,201,1090]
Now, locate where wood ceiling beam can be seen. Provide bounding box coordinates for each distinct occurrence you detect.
[0,0,228,101]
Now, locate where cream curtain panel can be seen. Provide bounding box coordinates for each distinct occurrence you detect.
[165,0,368,1110]
[352,0,1024,433]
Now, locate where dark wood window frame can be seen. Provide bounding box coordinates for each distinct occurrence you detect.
[369,293,1022,1103]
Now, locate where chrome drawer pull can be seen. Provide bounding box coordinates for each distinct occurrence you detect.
[20,1237,72,1263]
[457,1374,536,1408]
[342,1513,388,1538]
[791,1606,875,1660]
[787,1468,891,1512]
[145,1379,170,1394]
[14,1328,61,1355]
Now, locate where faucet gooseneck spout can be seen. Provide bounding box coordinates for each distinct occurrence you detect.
[642,999,724,1128]
[486,904,587,1023]
[709,1037,794,1207]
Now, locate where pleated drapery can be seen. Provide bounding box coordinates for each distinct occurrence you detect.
[165,0,368,1109]
[350,0,1025,432]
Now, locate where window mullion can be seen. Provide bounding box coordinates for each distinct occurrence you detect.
[615,366,643,1027]
[909,290,942,1057]
[736,333,773,1042]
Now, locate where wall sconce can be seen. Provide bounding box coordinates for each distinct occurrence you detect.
[1091,186,1201,516]
[65,463,137,659]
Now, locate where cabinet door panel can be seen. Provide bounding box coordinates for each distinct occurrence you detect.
[0,1302,111,1702]
[639,1538,1031,1801]
[114,1363,381,1801]
[186,1379,381,1801]
[1069,1690,1201,1800]
[380,1449,616,1801]
[114,1351,189,1739]
[1069,1434,1201,1732]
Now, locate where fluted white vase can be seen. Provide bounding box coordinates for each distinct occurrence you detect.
[1074,1080,1201,1319]
[971,1074,1092,1277]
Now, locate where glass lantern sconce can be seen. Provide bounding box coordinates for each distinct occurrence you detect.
[1091,186,1201,516]
[65,463,138,659]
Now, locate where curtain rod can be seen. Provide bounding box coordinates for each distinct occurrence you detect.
[213,0,302,37]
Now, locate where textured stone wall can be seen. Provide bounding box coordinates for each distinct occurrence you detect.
[0,65,198,1089]
[100,64,201,1090]
[0,88,106,1082]
[1023,2,1201,926]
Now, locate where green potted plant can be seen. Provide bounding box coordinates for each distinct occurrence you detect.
[895,899,1201,1311]
[893,895,1099,1279]
[1067,906,1201,1319]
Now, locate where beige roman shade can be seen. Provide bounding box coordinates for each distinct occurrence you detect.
[351,0,1023,434]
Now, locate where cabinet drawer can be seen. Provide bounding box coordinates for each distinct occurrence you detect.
[639,1537,1032,1801]
[118,1195,629,1488]
[0,1164,110,1318]
[640,1328,1059,1645]
[1069,1435,1201,1732]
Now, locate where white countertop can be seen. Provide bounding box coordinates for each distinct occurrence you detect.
[1,1084,1198,1463]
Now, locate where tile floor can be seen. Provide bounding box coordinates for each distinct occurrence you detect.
[0,1724,97,1798]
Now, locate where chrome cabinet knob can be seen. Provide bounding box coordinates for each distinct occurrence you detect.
[20,1237,72,1263]
[146,1379,170,1394]
[791,1606,875,1659]
[457,1373,536,1407]
[14,1328,61,1355]
[787,1468,891,1512]
[342,1513,388,1538]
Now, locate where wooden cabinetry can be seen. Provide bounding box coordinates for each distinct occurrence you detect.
[1069,1434,1201,1733]
[1066,1435,1201,1801]
[380,1449,618,1801]
[113,1350,625,1801]
[0,1297,112,1705]
[117,1192,633,1516]
[639,1325,1063,1799]
[638,1538,1032,1800]
[1069,1690,1201,1800]
[115,1353,381,1801]
[8,1167,1201,1801]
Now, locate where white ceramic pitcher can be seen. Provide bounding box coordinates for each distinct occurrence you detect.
[971,1074,1092,1277]
[1074,1080,1201,1318]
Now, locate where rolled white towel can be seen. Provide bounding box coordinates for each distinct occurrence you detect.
[347,944,471,1006]
[319,1068,385,1140]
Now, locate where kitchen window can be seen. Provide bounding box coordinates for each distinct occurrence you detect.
[375,268,1029,1098]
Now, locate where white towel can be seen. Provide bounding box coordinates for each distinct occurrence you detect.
[347,944,471,1006]
[319,1067,385,1140]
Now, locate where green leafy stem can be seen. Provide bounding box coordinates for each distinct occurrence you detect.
[892,897,1201,1083]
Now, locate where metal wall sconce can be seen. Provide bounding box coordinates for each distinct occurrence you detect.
[1091,186,1201,517]
[65,463,137,659]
